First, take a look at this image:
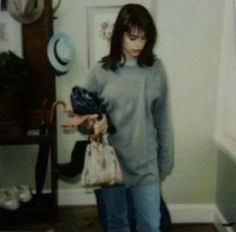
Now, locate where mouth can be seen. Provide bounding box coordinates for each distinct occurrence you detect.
[132,49,141,53]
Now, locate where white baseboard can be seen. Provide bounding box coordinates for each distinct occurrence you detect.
[59,188,96,206]
[58,188,234,231]
[167,204,215,223]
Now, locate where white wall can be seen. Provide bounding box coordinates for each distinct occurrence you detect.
[155,0,223,203]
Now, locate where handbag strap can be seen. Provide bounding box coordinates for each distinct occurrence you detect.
[88,115,108,144]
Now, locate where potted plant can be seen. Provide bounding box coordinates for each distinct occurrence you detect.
[0,50,30,132]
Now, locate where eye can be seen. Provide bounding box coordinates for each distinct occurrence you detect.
[128,33,147,41]
[141,36,147,41]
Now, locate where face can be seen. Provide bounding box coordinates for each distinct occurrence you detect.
[122,28,147,60]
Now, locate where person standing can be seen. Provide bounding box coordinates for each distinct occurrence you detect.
[63,3,173,232]
[83,4,174,232]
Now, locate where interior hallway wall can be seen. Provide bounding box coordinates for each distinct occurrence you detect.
[0,0,224,206]
[150,0,223,203]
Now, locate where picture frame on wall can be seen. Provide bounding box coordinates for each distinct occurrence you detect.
[87,6,121,67]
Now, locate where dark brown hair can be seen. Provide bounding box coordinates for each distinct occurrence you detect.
[100,4,157,71]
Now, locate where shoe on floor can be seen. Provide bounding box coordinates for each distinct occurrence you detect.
[0,189,20,210]
[13,185,32,203]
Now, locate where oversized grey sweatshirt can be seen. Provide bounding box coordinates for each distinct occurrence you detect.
[84,58,173,185]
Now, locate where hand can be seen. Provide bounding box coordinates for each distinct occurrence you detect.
[61,111,98,133]
[160,171,168,181]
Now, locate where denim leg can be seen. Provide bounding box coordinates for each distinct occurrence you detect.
[127,189,136,231]
[130,182,161,232]
[97,186,130,232]
[95,189,108,230]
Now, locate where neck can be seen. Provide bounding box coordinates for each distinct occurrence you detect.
[121,58,137,67]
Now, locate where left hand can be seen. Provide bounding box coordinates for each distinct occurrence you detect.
[160,171,168,180]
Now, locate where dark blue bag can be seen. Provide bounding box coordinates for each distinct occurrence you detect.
[70,86,116,134]
[70,86,103,115]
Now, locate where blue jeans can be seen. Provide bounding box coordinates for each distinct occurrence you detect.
[95,183,161,232]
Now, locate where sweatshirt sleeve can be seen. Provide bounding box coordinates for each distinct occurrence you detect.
[77,64,101,134]
[83,63,101,93]
[152,63,174,174]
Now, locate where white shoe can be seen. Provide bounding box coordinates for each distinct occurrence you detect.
[0,189,20,210]
[11,185,32,203]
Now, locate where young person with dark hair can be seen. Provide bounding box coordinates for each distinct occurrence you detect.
[63,3,173,232]
[84,4,173,232]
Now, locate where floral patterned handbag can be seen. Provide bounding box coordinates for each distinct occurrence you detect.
[81,134,123,187]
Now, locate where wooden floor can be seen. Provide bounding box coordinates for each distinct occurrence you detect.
[0,206,218,232]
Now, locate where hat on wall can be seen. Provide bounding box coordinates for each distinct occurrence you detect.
[47,33,75,76]
[7,0,44,24]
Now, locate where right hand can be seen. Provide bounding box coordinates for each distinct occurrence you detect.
[61,110,98,134]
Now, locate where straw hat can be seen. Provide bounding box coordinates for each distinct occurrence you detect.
[7,0,44,24]
[47,33,75,76]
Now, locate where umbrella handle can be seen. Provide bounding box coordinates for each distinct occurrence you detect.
[49,100,67,124]
[52,0,61,15]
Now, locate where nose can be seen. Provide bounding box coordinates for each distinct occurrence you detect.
[136,38,146,48]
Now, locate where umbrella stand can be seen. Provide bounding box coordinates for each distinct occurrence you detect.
[35,100,66,198]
